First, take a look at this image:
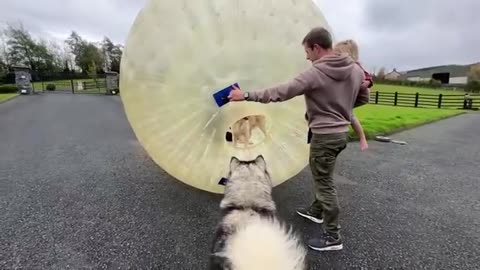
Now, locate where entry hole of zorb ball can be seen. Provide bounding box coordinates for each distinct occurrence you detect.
[225,115,269,149]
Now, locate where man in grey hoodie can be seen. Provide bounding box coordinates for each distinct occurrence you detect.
[228,26,369,251]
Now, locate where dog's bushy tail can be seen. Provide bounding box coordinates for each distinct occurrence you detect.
[224,215,307,270]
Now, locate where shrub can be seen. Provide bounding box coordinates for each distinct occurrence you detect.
[429,79,442,88]
[0,85,18,93]
[46,84,56,91]
[466,80,480,93]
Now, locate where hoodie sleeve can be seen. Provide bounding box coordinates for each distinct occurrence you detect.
[354,81,370,107]
[247,68,315,103]
[351,65,370,107]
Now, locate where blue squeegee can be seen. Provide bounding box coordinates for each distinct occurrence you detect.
[212,83,240,107]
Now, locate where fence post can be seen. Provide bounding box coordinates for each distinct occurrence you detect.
[394,92,398,106]
[70,79,75,94]
[415,93,419,107]
[438,94,442,108]
[375,91,379,104]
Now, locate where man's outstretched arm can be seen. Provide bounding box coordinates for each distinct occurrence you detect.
[228,68,316,103]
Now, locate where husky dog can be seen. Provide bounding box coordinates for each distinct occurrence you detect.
[209,155,307,270]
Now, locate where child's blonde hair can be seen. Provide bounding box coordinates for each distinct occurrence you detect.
[334,39,359,61]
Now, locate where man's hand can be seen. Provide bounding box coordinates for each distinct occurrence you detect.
[228,85,245,102]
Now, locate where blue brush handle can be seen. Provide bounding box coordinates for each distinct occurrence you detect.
[212,83,239,107]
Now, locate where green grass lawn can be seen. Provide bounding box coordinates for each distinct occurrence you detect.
[0,93,19,103]
[349,104,464,139]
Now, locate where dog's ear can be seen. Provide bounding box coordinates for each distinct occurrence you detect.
[230,156,241,171]
[209,252,231,270]
[254,155,267,171]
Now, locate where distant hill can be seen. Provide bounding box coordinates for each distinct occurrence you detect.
[404,62,479,78]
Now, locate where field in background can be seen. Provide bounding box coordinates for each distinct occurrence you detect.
[350,104,464,139]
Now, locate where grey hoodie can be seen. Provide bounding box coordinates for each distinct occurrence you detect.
[247,53,369,134]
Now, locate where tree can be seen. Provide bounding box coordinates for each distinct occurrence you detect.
[45,39,68,72]
[81,43,103,73]
[65,31,85,63]
[35,38,62,72]
[0,28,11,70]
[377,67,386,80]
[101,37,123,73]
[110,44,122,73]
[86,60,98,81]
[466,64,480,93]
[60,42,75,73]
[0,57,7,77]
[467,63,480,82]
[65,31,104,73]
[3,23,60,73]
[4,23,38,69]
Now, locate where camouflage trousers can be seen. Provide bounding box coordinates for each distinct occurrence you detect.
[308,132,348,237]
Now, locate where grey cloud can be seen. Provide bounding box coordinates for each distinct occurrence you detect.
[0,0,146,44]
[360,0,480,71]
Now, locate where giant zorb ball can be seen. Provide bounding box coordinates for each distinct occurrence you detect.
[120,0,332,193]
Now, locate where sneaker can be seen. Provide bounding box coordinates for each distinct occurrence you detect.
[307,234,343,251]
[296,208,323,224]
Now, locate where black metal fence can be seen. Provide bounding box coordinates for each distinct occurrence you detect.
[34,74,108,94]
[370,91,479,110]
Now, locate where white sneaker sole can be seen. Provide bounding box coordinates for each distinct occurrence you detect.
[308,243,343,251]
[296,210,323,224]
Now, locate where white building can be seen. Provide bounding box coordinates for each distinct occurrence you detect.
[385,68,406,80]
[404,63,476,86]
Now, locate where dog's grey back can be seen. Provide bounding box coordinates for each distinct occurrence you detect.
[209,155,307,270]
[209,155,275,269]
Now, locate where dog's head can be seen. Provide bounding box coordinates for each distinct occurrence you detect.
[227,155,269,182]
[220,155,275,211]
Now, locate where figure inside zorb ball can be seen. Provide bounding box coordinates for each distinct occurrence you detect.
[120,0,332,193]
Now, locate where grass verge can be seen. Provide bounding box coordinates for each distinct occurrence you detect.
[0,93,19,104]
[349,104,465,139]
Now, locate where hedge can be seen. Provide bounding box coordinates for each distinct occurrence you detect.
[0,85,17,94]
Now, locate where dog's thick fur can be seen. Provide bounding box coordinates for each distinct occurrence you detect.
[209,155,307,270]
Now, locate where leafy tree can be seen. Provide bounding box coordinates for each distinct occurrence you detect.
[3,23,62,73]
[65,31,104,73]
[377,67,386,79]
[101,37,123,73]
[467,63,480,82]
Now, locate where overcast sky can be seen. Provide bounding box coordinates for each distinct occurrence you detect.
[1,0,479,72]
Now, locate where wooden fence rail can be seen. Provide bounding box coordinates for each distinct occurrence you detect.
[370,91,479,110]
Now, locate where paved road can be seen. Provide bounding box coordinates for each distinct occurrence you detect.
[1,94,479,269]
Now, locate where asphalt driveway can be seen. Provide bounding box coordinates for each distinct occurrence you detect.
[0,94,478,269]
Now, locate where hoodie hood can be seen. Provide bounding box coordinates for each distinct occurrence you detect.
[312,53,356,81]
